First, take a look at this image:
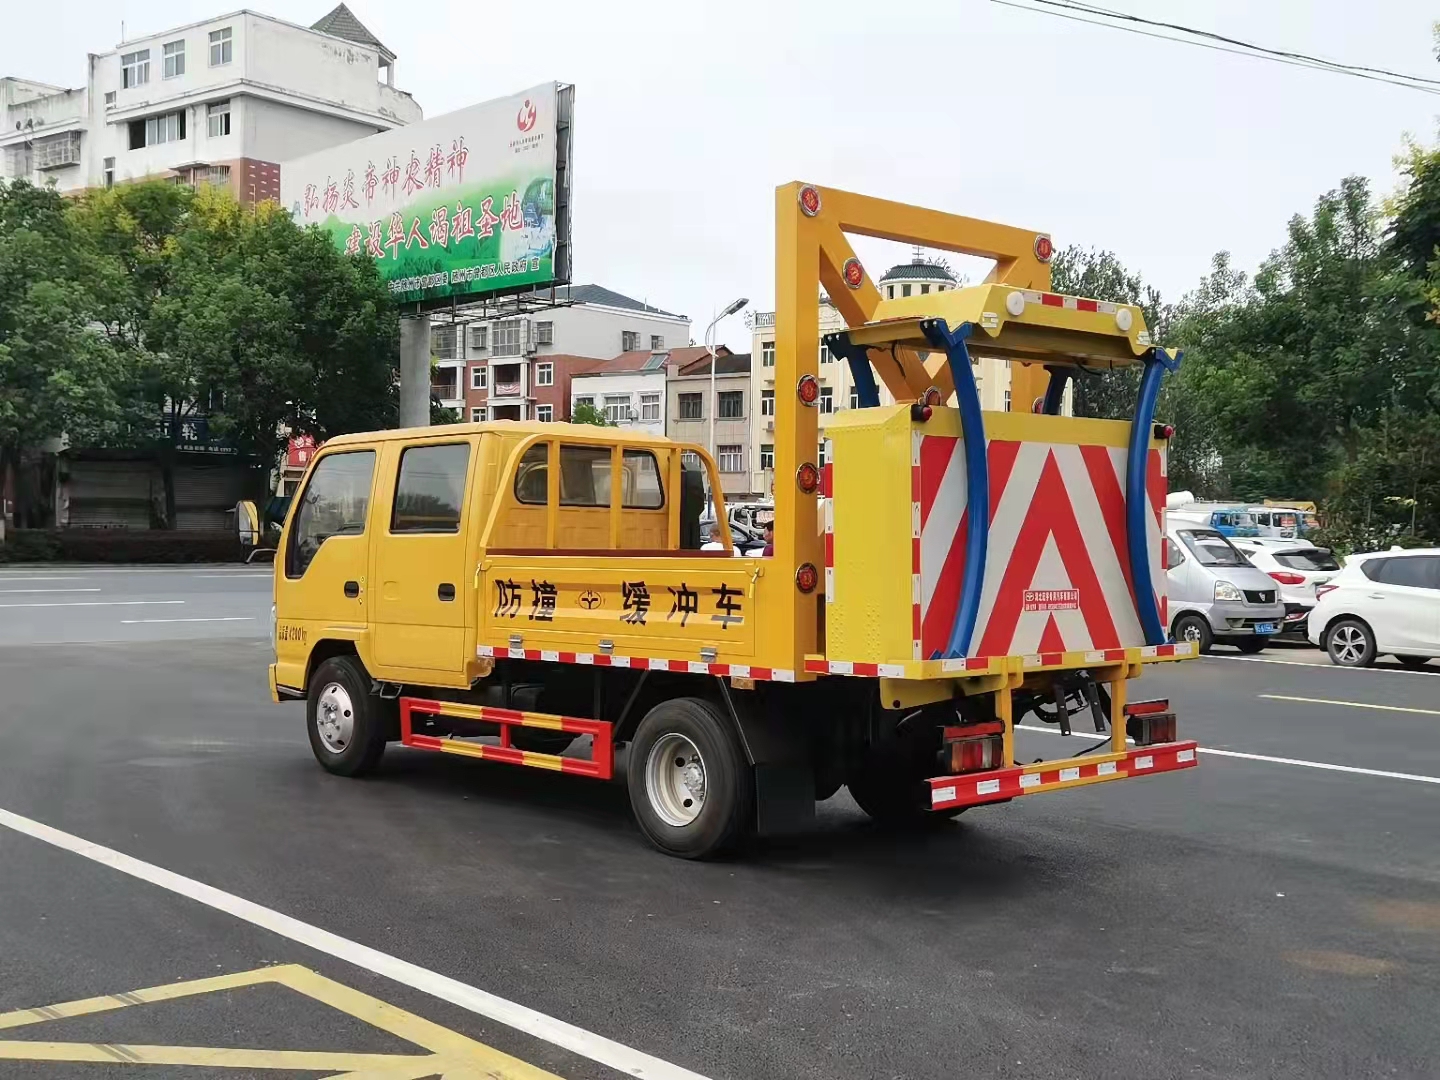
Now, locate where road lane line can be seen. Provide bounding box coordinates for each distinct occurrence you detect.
[1014,724,1440,785]
[0,807,715,1080]
[1259,694,1440,716]
[0,588,101,594]
[120,617,255,625]
[0,601,184,609]
[1204,654,1440,676]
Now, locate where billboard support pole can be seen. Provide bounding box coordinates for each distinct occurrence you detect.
[399,314,431,429]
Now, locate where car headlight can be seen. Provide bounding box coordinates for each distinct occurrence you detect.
[1214,581,1244,602]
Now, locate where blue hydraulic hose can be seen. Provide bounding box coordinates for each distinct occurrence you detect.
[1127,348,1182,646]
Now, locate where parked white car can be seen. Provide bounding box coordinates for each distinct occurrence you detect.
[1230,540,1341,638]
[1165,526,1287,653]
[1306,548,1440,668]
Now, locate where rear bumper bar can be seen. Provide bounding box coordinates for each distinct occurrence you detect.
[928,740,1199,812]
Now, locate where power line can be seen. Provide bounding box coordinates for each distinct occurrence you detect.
[989,0,1440,95]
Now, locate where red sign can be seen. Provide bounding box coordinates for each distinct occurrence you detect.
[1023,588,1080,612]
[286,434,318,469]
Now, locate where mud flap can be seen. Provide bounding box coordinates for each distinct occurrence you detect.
[753,764,816,837]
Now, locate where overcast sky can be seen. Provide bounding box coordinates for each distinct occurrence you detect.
[6,1,1439,348]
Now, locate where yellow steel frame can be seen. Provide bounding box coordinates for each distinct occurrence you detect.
[773,182,1053,665]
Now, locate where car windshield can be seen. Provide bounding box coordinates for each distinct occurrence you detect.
[1275,550,1340,572]
[1180,530,1249,567]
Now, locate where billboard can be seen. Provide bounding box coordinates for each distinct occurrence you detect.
[281,83,573,307]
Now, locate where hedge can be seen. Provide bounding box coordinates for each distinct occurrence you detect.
[0,529,245,564]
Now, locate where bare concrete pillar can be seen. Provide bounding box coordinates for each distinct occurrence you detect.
[399,314,431,429]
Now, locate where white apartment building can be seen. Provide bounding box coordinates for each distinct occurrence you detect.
[428,284,693,422]
[569,354,673,437]
[666,352,755,498]
[1,5,420,202]
[749,256,1051,497]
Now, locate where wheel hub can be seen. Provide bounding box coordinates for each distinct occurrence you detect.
[315,682,355,754]
[646,733,707,827]
[1333,626,1366,664]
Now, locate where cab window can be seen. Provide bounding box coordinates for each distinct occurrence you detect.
[391,443,470,533]
[514,443,548,504]
[624,450,664,508]
[560,444,612,507]
[286,450,376,578]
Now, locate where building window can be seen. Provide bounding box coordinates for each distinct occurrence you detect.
[681,450,702,470]
[162,40,186,79]
[133,110,186,149]
[817,441,827,467]
[819,387,833,414]
[920,283,930,295]
[651,334,664,351]
[470,365,486,391]
[207,100,231,137]
[121,50,150,88]
[573,395,595,414]
[887,285,894,299]
[849,390,860,410]
[470,407,486,422]
[819,342,833,363]
[759,444,774,470]
[718,390,744,419]
[761,389,774,417]
[469,324,487,351]
[431,324,459,359]
[103,157,116,189]
[536,404,553,423]
[209,27,233,67]
[492,320,522,357]
[1003,389,1012,412]
[603,394,631,424]
[622,330,640,352]
[535,362,554,387]
[718,445,744,473]
[535,321,554,345]
[762,341,775,367]
[678,393,702,420]
[104,91,116,109]
[902,284,912,297]
[640,392,661,421]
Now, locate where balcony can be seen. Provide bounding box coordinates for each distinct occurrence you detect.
[491,362,525,398]
[753,311,776,329]
[493,381,523,398]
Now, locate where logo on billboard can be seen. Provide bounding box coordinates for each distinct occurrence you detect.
[1023,588,1080,612]
[517,100,537,132]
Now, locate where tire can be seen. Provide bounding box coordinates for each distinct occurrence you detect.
[1395,655,1433,669]
[1172,614,1213,655]
[307,655,387,777]
[627,697,752,859]
[1234,636,1271,655]
[846,736,961,826]
[1325,619,1376,668]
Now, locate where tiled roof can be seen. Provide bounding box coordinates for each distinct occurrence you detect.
[573,346,727,376]
[677,351,751,377]
[552,284,683,318]
[311,4,394,60]
[878,260,957,284]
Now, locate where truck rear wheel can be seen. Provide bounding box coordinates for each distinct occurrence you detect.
[627,697,752,859]
[307,655,387,777]
[847,740,962,825]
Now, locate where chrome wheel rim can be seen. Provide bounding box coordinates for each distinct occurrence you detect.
[316,682,355,753]
[645,733,707,827]
[1332,626,1367,665]
[1180,622,1204,643]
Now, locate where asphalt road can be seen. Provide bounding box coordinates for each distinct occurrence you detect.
[0,566,1438,1079]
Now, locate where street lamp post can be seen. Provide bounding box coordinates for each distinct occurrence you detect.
[705,297,749,460]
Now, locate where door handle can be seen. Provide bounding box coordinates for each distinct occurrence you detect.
[1368,593,1385,600]
[438,583,456,601]
[344,580,360,598]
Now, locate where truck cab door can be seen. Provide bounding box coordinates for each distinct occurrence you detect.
[370,440,475,682]
[273,449,378,690]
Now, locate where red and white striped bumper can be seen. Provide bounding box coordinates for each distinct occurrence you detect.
[927,740,1199,812]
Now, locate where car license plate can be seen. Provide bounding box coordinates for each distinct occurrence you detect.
[1255,622,1278,635]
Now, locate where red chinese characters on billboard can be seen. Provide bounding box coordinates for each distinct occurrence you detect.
[287,435,318,468]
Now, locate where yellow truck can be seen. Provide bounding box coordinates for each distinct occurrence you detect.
[270,183,1198,858]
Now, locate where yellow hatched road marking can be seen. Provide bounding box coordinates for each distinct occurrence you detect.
[1259,694,1440,717]
[0,964,562,1078]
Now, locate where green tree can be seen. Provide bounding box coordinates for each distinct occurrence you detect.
[571,401,613,426]
[0,180,128,526]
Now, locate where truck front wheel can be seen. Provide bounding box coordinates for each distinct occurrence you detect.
[627,697,752,859]
[307,655,387,777]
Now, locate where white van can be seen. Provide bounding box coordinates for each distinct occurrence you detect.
[1165,526,1287,653]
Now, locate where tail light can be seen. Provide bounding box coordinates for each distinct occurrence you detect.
[1124,699,1177,746]
[1268,571,1306,585]
[943,722,1004,774]
[1315,584,1338,600]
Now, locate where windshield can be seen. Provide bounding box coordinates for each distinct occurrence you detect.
[1275,550,1340,572]
[1180,530,1250,567]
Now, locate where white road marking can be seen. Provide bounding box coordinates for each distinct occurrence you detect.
[0,807,714,1080]
[0,588,101,594]
[0,600,184,609]
[120,617,255,625]
[1014,724,1440,785]
[1260,693,1440,717]
[1204,654,1440,677]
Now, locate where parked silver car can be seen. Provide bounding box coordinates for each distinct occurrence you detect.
[1165,526,1287,654]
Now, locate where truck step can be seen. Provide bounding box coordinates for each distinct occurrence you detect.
[399,698,614,780]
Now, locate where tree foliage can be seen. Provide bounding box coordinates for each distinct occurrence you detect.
[570,401,613,426]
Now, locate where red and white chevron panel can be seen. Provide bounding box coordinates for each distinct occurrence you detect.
[476,644,796,682]
[916,435,1166,660]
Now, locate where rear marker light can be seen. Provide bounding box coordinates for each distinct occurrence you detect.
[799,186,821,216]
[923,386,944,406]
[944,722,1005,774]
[795,563,818,593]
[910,403,933,422]
[842,257,864,288]
[1006,291,1026,316]
[797,374,820,406]
[1034,234,1054,262]
[1152,423,1175,440]
[1125,700,1177,746]
[1115,307,1134,332]
[796,462,820,494]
